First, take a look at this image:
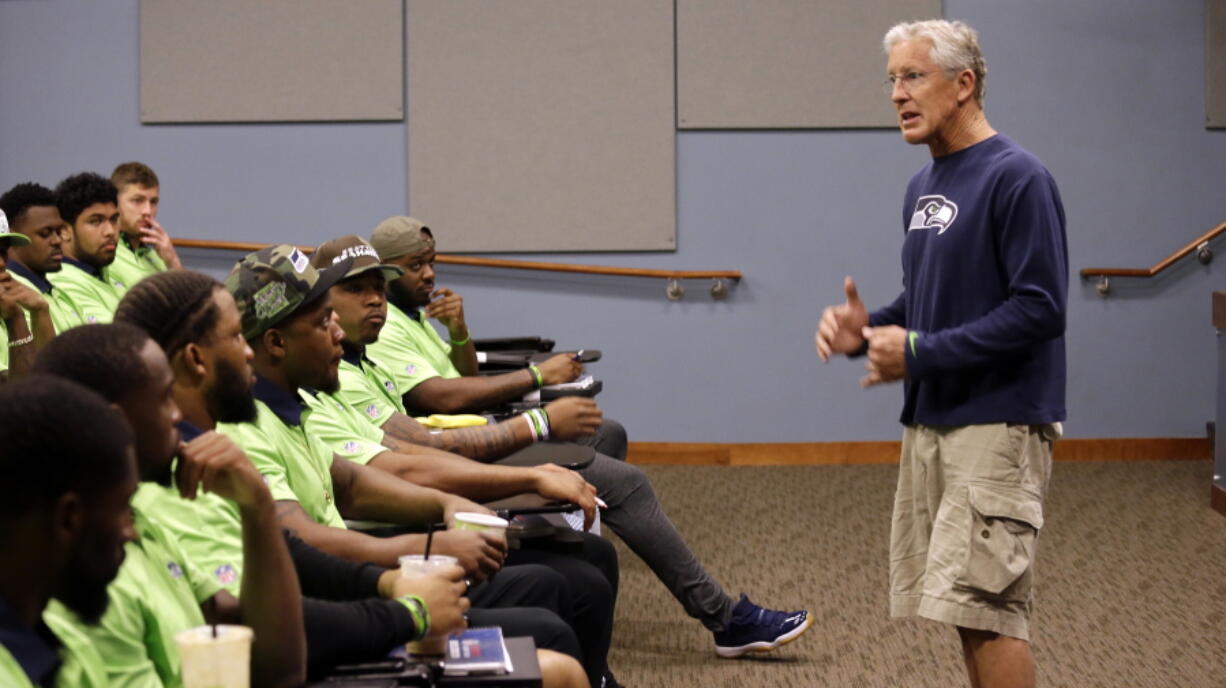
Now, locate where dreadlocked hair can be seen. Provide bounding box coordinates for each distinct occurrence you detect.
[115,269,223,358]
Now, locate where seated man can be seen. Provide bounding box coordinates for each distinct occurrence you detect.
[109,161,181,289]
[113,270,589,680]
[366,216,626,459]
[0,375,132,687]
[313,235,814,659]
[301,238,621,684]
[0,183,84,334]
[0,213,51,380]
[48,172,127,324]
[34,324,307,687]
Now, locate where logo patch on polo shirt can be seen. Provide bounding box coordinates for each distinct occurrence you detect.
[365,404,380,419]
[86,315,98,324]
[404,364,416,376]
[214,564,237,585]
[384,380,395,393]
[344,441,359,454]
[167,562,184,578]
[908,194,959,235]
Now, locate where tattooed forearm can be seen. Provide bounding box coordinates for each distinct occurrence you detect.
[438,422,523,462]
[381,411,525,462]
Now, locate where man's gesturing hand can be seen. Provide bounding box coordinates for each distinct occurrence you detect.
[175,431,271,509]
[816,277,869,361]
[861,325,907,387]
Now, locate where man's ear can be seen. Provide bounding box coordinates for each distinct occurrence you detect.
[51,491,85,543]
[175,342,209,383]
[260,327,287,362]
[956,68,977,105]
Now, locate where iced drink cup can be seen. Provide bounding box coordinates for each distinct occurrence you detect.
[174,624,253,688]
[399,554,460,659]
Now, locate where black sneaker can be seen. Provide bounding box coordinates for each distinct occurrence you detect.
[712,594,813,658]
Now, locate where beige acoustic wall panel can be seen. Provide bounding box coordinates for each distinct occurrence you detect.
[140,0,403,122]
[677,0,941,129]
[1209,0,1226,128]
[407,0,675,252]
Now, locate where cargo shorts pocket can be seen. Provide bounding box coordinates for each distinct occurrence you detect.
[955,484,1044,601]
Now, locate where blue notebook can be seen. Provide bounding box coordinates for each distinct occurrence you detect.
[443,627,512,676]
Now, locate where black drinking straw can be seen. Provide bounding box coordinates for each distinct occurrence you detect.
[424,522,435,560]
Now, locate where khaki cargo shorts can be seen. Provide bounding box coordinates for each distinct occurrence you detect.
[889,422,1059,641]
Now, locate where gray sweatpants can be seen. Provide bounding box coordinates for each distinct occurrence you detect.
[578,452,734,631]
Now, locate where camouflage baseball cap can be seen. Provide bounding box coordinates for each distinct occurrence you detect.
[0,210,31,247]
[311,235,403,282]
[225,244,354,340]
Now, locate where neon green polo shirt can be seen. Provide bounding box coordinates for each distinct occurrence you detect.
[0,603,108,688]
[132,421,247,596]
[365,303,462,394]
[46,258,126,325]
[63,483,221,688]
[41,602,114,688]
[300,387,393,466]
[217,379,348,529]
[137,487,246,597]
[7,262,87,334]
[109,236,168,292]
[329,344,410,430]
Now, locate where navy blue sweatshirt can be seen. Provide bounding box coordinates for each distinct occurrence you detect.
[870,134,1068,426]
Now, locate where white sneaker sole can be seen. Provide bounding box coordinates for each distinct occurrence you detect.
[714,613,814,658]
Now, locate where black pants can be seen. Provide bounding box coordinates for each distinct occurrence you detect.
[302,563,582,680]
[508,533,618,687]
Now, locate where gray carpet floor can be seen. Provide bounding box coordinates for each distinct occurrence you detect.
[605,460,1226,687]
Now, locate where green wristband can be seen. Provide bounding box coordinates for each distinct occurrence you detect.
[528,364,543,389]
[907,330,920,358]
[450,332,470,347]
[395,594,431,640]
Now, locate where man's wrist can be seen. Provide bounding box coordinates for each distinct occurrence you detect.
[449,329,470,347]
[395,594,431,640]
[377,570,399,599]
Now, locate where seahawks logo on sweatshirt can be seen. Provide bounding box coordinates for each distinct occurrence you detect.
[908,195,959,235]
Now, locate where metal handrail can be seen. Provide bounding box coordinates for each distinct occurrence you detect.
[172,237,741,301]
[1081,220,1226,296]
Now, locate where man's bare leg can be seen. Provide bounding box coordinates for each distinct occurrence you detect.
[958,627,1034,688]
[960,629,982,688]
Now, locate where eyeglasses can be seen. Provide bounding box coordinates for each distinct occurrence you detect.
[883,71,930,96]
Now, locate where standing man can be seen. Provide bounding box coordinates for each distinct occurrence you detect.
[110,162,181,289]
[0,183,84,335]
[48,173,127,324]
[816,20,1067,688]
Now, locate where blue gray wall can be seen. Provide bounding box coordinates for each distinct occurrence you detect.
[2,0,1222,442]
